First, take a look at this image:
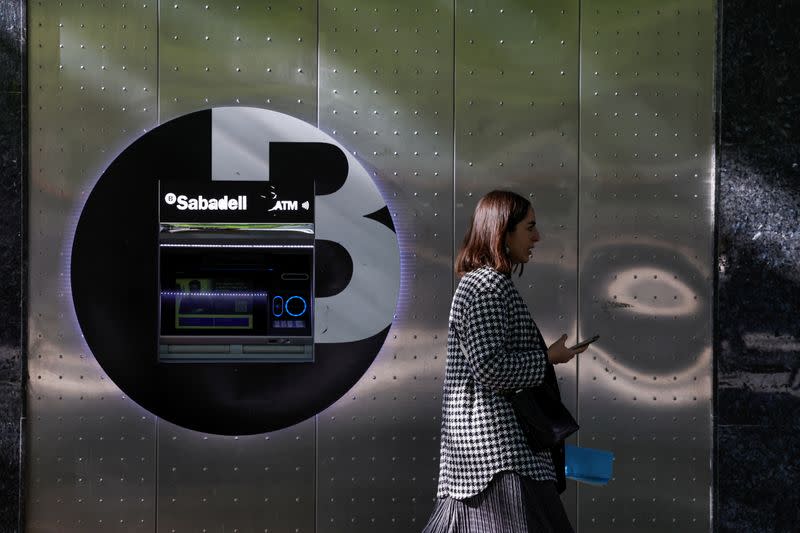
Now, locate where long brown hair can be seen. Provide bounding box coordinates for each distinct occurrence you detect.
[455,190,532,276]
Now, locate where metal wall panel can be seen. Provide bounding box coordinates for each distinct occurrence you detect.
[27,2,159,531]
[454,0,581,518]
[156,2,319,532]
[26,1,715,531]
[317,2,454,531]
[578,2,715,531]
[156,420,316,533]
[159,0,318,123]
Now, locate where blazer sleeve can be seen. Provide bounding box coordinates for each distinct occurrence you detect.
[460,287,548,391]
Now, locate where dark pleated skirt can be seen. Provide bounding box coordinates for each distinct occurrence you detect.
[421,472,574,533]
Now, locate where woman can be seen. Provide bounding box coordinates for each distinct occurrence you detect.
[422,190,588,533]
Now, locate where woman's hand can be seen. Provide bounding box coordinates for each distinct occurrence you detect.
[547,334,589,364]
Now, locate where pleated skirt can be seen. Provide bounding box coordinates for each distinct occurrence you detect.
[421,471,574,533]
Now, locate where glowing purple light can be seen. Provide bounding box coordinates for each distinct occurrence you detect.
[161,291,268,297]
[159,243,314,249]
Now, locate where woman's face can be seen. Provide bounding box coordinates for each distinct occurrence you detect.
[505,206,540,265]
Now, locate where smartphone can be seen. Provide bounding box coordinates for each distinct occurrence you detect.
[568,334,600,351]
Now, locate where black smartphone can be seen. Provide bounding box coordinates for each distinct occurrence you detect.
[568,334,600,350]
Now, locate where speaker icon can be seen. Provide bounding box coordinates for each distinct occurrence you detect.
[301,201,310,210]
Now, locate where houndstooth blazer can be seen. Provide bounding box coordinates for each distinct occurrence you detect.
[435,266,556,499]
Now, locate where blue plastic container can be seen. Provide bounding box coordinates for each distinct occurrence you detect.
[564,444,614,485]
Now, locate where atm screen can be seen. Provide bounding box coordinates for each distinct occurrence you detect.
[172,277,256,330]
[159,246,312,339]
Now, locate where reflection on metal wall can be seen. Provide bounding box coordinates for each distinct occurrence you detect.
[578,2,715,531]
[27,3,159,531]
[26,1,714,532]
[158,1,318,123]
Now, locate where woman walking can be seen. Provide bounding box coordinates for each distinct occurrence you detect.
[422,190,588,533]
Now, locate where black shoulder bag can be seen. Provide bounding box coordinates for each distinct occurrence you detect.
[458,341,578,450]
[508,367,579,451]
[511,364,578,494]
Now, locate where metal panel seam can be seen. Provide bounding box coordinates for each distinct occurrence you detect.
[576,1,583,530]
[451,0,457,298]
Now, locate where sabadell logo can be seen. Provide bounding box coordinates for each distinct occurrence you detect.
[164,192,248,211]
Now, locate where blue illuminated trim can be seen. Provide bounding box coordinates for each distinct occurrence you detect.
[160,244,313,249]
[285,296,307,317]
[161,291,268,297]
[272,296,284,317]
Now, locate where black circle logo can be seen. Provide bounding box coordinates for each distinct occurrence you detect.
[71,108,400,434]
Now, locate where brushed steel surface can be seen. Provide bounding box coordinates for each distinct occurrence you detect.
[156,418,316,533]
[578,2,715,531]
[26,2,159,532]
[317,1,454,530]
[454,0,581,520]
[26,1,715,531]
[159,0,318,124]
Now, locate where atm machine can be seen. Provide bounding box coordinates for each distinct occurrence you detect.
[157,179,315,362]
